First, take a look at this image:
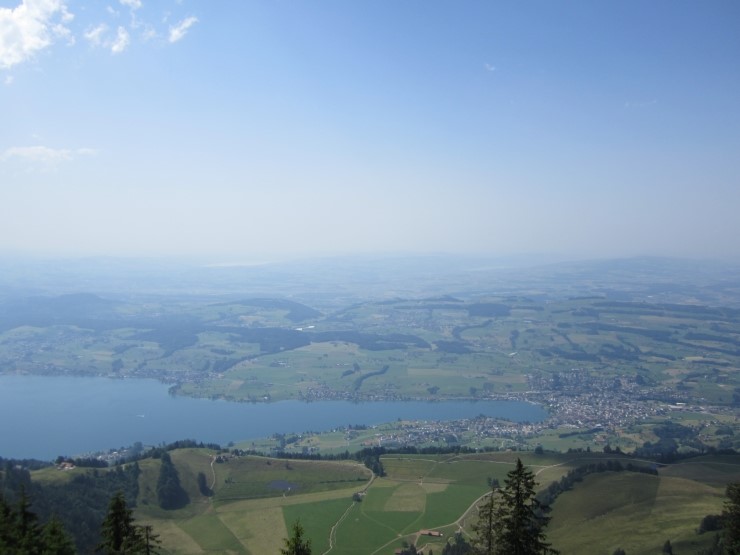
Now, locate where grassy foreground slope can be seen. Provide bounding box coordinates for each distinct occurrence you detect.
[120,449,740,555]
[132,449,372,554]
[547,455,740,555]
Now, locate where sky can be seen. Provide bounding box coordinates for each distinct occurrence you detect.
[1,0,739,262]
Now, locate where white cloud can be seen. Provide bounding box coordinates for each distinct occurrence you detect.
[111,25,129,53]
[1,1,200,66]
[141,24,156,41]
[85,23,131,54]
[484,63,496,72]
[83,23,107,47]
[119,0,142,10]
[0,0,74,69]
[1,145,96,165]
[3,75,14,85]
[168,16,197,43]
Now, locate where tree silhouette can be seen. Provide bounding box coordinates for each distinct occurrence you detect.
[139,524,162,555]
[472,486,502,555]
[98,491,140,554]
[473,458,557,555]
[281,519,312,555]
[724,482,740,554]
[40,515,76,555]
[156,452,189,510]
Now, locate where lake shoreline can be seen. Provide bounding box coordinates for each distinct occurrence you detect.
[0,374,547,461]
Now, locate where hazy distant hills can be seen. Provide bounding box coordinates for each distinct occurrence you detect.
[1,255,739,307]
[0,293,122,333]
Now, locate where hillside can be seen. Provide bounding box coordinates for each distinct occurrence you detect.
[122,450,740,554]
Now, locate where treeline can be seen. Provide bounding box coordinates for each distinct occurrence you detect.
[619,421,707,462]
[272,446,388,477]
[537,346,600,362]
[580,322,674,342]
[272,444,483,462]
[56,439,223,469]
[1,488,160,555]
[121,439,222,465]
[272,444,505,476]
[0,439,218,552]
[56,456,108,468]
[353,365,389,391]
[537,460,658,508]
[467,303,511,317]
[434,340,473,354]
[0,491,76,554]
[224,298,322,323]
[130,322,202,356]
[1,459,140,553]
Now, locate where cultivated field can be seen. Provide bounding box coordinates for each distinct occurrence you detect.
[120,449,740,554]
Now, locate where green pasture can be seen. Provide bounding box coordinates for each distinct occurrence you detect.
[178,513,245,553]
[29,447,740,555]
[660,454,740,486]
[134,450,370,554]
[135,449,216,518]
[213,457,370,501]
[548,471,724,555]
[31,465,91,484]
[282,497,356,554]
[323,451,609,553]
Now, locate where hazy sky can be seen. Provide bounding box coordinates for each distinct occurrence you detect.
[1,1,739,261]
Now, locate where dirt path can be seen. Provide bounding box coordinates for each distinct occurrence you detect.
[322,501,356,555]
[322,465,376,555]
[209,455,217,491]
[330,455,672,553]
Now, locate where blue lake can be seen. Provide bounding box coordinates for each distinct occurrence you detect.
[0,375,547,460]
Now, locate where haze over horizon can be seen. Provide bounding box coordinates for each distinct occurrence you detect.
[2,1,739,261]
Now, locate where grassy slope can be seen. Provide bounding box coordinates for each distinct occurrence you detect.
[31,449,740,554]
[547,468,727,555]
[133,450,372,554]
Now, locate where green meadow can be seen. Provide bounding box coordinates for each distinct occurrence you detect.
[65,448,734,554]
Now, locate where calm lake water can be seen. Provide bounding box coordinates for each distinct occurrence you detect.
[0,375,547,460]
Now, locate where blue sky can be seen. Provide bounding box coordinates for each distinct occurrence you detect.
[1,1,739,261]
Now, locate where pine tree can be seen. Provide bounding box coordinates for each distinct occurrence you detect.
[197,471,213,497]
[156,452,189,510]
[473,458,557,555]
[0,493,76,555]
[40,515,76,555]
[0,495,16,553]
[442,533,473,554]
[724,482,740,555]
[140,524,162,555]
[472,487,503,555]
[15,488,42,555]
[98,491,143,554]
[281,519,312,555]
